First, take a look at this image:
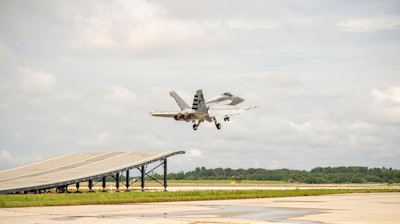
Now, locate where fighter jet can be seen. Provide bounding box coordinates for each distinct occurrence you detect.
[150,89,256,130]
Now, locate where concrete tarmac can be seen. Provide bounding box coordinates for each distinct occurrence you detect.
[1,193,399,223]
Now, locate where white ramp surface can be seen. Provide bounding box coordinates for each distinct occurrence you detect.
[0,151,184,194]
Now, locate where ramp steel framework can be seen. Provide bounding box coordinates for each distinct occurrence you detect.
[0,151,185,194]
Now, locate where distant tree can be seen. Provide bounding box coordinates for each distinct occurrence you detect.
[166,166,400,184]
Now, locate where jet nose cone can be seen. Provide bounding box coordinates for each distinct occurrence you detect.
[231,97,244,105]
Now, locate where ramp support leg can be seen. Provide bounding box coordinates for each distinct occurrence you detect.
[141,165,145,191]
[102,176,106,192]
[116,173,120,192]
[88,179,93,192]
[125,169,130,191]
[163,158,167,191]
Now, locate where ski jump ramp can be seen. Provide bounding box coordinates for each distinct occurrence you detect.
[0,151,185,194]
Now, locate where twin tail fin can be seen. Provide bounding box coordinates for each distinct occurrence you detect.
[170,89,207,112]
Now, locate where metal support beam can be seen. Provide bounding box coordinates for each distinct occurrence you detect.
[76,182,80,193]
[56,185,68,193]
[88,179,93,192]
[125,169,130,191]
[102,176,106,192]
[116,173,120,192]
[141,165,145,190]
[163,159,168,191]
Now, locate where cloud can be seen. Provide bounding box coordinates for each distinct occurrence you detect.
[0,40,15,61]
[187,148,203,158]
[244,72,302,88]
[76,132,111,149]
[100,86,138,116]
[17,68,57,94]
[106,86,137,103]
[0,0,399,172]
[0,150,14,170]
[370,85,400,103]
[0,150,13,163]
[68,0,229,53]
[225,13,317,30]
[0,149,47,170]
[337,16,400,32]
[369,84,400,123]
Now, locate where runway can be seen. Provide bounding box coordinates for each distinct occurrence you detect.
[1,193,399,223]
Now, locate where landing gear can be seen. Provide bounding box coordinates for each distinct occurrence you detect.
[192,119,221,130]
[224,116,230,122]
[213,118,221,130]
[216,123,221,129]
[193,120,203,131]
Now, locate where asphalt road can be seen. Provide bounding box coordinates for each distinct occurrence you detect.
[1,193,399,223]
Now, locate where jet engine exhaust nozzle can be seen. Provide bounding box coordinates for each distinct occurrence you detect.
[174,114,182,121]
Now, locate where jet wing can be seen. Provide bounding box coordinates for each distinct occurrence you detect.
[150,110,209,120]
[208,105,257,118]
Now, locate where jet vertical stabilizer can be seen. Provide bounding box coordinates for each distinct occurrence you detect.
[192,89,207,112]
[170,91,190,110]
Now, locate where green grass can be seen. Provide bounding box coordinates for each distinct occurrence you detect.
[1,189,399,208]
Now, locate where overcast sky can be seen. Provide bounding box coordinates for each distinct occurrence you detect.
[1,0,399,172]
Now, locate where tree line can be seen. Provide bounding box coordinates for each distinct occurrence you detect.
[164,166,400,184]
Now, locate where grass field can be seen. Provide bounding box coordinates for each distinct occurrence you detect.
[1,188,400,208]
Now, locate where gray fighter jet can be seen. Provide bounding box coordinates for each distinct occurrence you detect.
[150,89,256,130]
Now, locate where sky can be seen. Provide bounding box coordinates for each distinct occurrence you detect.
[1,0,399,173]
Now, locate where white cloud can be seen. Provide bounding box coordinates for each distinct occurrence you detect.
[347,121,376,133]
[106,86,137,103]
[226,14,317,30]
[243,72,302,88]
[289,120,341,133]
[370,85,400,103]
[0,40,14,61]
[227,19,278,30]
[0,150,13,163]
[337,16,400,32]
[101,86,137,116]
[369,84,400,123]
[187,148,203,158]
[68,0,229,53]
[0,150,14,170]
[17,68,57,94]
[0,1,399,172]
[76,132,111,149]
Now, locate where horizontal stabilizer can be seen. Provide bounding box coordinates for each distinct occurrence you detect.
[150,110,178,117]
